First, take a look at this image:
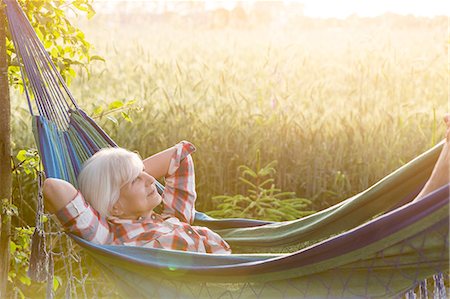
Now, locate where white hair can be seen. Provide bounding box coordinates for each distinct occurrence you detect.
[78,147,143,217]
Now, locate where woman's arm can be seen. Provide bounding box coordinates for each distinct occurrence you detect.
[43,178,78,214]
[160,141,197,224]
[142,146,177,179]
[44,178,113,244]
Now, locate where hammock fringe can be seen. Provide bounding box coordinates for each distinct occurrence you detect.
[27,171,48,282]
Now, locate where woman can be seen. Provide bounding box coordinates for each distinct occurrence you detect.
[44,140,232,254]
[44,115,450,253]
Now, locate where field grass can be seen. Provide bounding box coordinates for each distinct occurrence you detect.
[8,11,448,298]
[11,14,448,213]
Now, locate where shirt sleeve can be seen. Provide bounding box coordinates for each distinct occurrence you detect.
[55,191,113,244]
[161,141,197,224]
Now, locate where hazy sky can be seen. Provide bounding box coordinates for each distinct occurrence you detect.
[97,0,449,18]
[296,0,449,18]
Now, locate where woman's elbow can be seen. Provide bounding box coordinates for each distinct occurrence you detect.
[43,178,77,213]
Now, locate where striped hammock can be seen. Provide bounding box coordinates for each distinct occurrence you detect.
[5,0,448,298]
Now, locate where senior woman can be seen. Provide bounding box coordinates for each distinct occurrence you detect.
[43,141,231,254]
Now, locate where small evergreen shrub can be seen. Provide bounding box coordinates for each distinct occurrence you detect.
[207,150,315,221]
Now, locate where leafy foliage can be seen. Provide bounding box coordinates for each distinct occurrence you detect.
[8,226,33,298]
[92,99,139,123]
[6,0,98,88]
[13,148,40,176]
[9,149,38,298]
[207,150,315,221]
[5,1,100,297]
[7,225,62,299]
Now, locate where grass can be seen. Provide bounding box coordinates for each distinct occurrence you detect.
[72,16,448,211]
[8,12,448,298]
[10,14,447,212]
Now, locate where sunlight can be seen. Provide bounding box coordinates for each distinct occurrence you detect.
[101,0,449,18]
[298,0,449,18]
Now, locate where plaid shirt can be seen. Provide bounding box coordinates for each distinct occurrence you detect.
[56,141,231,254]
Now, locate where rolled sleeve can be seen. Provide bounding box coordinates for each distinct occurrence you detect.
[166,141,196,176]
[55,192,112,244]
[161,141,197,224]
[55,192,89,226]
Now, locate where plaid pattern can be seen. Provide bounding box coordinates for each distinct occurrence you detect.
[56,141,231,254]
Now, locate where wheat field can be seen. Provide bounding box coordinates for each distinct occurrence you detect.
[11,13,448,212]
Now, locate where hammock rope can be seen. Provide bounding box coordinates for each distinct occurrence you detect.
[6,0,77,122]
[27,171,48,282]
[5,0,449,297]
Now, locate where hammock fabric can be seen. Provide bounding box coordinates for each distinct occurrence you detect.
[5,0,449,297]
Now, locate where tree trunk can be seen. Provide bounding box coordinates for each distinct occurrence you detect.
[0,1,11,298]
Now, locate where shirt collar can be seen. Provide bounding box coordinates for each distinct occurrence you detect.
[107,212,161,223]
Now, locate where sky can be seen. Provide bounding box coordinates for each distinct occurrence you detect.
[106,0,450,18]
[296,0,449,18]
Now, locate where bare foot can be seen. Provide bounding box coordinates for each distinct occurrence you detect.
[412,114,450,202]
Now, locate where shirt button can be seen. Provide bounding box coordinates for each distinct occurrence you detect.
[151,215,156,220]
[188,230,193,235]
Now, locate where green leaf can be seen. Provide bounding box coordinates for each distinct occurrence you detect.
[125,99,137,106]
[44,39,52,48]
[8,271,16,280]
[40,214,49,223]
[19,275,31,286]
[16,150,27,162]
[90,55,105,62]
[76,30,85,39]
[50,47,58,57]
[53,276,60,291]
[69,67,76,78]
[108,100,124,110]
[93,105,103,115]
[121,112,132,122]
[9,241,17,254]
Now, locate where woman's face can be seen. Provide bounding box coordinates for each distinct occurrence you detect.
[112,170,162,219]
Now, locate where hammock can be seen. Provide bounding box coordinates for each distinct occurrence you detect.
[5,0,449,297]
